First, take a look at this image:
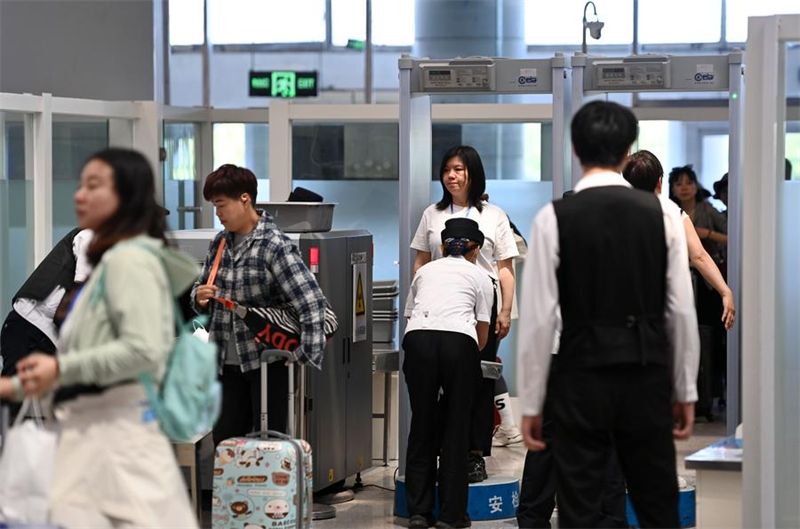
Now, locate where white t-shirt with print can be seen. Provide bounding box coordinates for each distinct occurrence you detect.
[411,202,519,279]
[404,256,494,345]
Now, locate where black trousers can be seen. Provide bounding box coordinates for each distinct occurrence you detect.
[552,365,679,529]
[469,289,498,456]
[517,359,627,529]
[403,330,481,525]
[212,362,289,447]
[1,310,57,377]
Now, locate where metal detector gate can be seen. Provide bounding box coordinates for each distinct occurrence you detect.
[572,52,745,437]
[398,55,569,479]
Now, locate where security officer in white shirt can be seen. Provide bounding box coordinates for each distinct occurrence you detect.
[517,101,700,528]
[404,218,494,529]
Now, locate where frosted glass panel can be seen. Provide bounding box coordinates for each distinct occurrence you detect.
[52,121,108,242]
[299,180,399,282]
[164,123,199,230]
[0,115,34,316]
[213,123,270,229]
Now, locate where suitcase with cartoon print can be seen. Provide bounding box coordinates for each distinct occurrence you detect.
[213,350,313,529]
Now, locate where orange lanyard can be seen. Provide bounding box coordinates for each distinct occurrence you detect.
[207,238,237,311]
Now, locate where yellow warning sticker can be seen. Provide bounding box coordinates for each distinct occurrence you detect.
[328,469,334,483]
[355,274,366,316]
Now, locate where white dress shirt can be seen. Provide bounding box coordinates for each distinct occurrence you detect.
[13,229,94,344]
[516,172,700,416]
[411,202,519,279]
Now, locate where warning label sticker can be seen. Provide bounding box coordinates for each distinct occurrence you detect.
[352,252,368,342]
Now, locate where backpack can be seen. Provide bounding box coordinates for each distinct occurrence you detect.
[93,243,222,442]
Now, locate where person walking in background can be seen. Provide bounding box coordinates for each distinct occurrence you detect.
[191,164,327,446]
[9,148,198,528]
[0,227,92,420]
[411,146,518,483]
[404,218,493,529]
[624,151,735,331]
[669,164,728,420]
[518,101,699,528]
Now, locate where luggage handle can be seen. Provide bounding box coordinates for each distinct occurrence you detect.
[260,350,296,437]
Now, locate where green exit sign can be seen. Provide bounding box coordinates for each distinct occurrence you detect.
[249,71,319,98]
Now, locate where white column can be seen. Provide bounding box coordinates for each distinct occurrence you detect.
[133,101,163,204]
[398,58,432,475]
[570,54,586,189]
[742,15,781,529]
[198,120,215,227]
[31,94,52,265]
[551,53,569,199]
[726,51,744,438]
[268,100,292,203]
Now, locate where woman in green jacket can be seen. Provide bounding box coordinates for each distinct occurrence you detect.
[10,149,198,528]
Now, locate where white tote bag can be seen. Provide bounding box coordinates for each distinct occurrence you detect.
[0,398,58,523]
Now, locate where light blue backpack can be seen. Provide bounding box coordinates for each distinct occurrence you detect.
[92,244,222,442]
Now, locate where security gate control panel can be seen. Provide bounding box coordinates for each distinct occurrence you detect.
[421,64,496,92]
[594,59,671,89]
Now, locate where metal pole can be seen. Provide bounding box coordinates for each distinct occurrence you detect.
[570,54,586,190]
[202,0,211,108]
[632,0,639,55]
[551,54,568,199]
[726,50,743,438]
[365,0,373,104]
[162,0,171,105]
[398,56,431,477]
[383,372,391,466]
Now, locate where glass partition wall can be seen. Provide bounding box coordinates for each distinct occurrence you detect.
[0,112,34,316]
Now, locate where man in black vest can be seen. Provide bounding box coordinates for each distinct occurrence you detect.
[516,101,699,528]
[1,228,93,379]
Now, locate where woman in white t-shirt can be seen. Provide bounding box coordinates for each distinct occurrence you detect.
[411,145,519,482]
[404,218,494,529]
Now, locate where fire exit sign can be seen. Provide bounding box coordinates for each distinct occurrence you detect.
[249,71,319,98]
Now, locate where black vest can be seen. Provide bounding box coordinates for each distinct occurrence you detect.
[14,228,83,303]
[553,186,669,369]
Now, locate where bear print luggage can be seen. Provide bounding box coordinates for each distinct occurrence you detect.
[213,350,313,529]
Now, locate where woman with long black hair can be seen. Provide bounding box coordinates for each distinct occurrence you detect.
[411,146,519,482]
[11,148,198,528]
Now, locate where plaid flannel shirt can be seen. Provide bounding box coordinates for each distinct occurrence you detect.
[190,211,327,372]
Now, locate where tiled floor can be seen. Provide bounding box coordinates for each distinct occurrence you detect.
[297,419,729,528]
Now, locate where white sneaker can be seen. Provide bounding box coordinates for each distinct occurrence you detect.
[492,425,523,447]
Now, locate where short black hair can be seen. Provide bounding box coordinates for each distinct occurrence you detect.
[435,145,486,213]
[203,164,258,203]
[571,101,638,168]
[668,164,710,204]
[622,150,663,192]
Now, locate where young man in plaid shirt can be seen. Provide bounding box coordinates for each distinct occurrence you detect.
[191,164,327,446]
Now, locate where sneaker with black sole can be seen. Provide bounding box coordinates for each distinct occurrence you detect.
[409,514,434,528]
[467,453,487,483]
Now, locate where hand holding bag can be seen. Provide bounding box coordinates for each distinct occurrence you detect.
[0,398,58,523]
